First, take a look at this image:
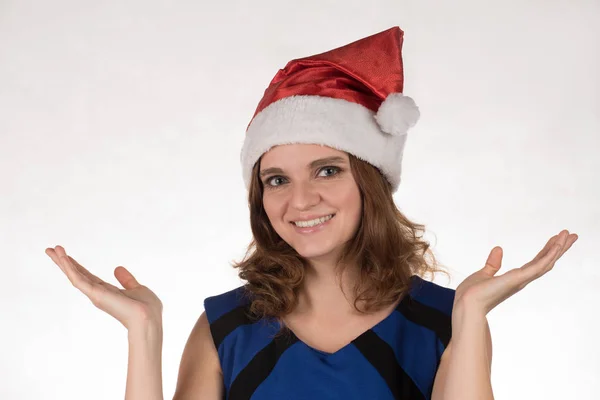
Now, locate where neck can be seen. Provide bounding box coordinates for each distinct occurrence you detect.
[296,255,362,316]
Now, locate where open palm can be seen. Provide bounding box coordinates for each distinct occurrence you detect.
[454,229,578,315]
[46,245,163,330]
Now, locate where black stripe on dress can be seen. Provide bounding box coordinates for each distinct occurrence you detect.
[396,295,452,348]
[227,330,299,400]
[209,305,257,349]
[353,330,426,400]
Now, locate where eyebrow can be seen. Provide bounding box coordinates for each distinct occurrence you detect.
[259,156,346,178]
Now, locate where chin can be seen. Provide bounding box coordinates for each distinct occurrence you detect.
[290,241,343,261]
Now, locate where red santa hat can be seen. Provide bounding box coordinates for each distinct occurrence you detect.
[240,26,420,193]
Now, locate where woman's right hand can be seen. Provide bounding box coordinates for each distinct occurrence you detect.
[46,245,163,331]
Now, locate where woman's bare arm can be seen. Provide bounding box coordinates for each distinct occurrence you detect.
[431,305,493,400]
[172,311,224,400]
[126,323,165,400]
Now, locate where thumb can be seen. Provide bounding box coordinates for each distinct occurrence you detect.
[482,246,503,277]
[114,266,141,290]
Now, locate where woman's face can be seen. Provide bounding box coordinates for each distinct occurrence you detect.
[260,144,362,263]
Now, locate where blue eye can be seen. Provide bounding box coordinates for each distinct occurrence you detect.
[266,176,286,187]
[318,166,340,177]
[263,166,342,189]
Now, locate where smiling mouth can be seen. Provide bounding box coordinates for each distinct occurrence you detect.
[291,214,335,228]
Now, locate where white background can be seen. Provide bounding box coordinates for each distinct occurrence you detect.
[1,0,598,399]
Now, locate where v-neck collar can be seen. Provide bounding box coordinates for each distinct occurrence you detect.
[277,296,404,357]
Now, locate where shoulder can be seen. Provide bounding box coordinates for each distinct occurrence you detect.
[202,285,259,351]
[203,285,252,323]
[173,311,224,398]
[407,274,455,317]
[173,286,253,399]
[396,275,455,349]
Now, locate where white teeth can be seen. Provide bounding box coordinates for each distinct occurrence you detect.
[293,214,334,228]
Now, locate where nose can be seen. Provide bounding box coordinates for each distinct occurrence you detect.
[289,180,320,211]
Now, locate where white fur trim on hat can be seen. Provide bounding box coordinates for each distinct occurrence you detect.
[240,95,414,193]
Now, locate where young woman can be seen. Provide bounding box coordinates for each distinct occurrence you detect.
[45,27,578,400]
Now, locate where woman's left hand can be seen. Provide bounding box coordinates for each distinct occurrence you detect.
[454,229,578,316]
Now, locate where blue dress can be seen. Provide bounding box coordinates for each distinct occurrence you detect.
[204,275,455,400]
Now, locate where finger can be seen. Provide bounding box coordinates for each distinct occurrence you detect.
[519,238,564,283]
[46,248,67,274]
[50,246,77,278]
[481,246,503,277]
[557,233,578,258]
[67,255,103,284]
[67,256,122,292]
[114,266,141,290]
[46,247,74,277]
[52,245,70,264]
[546,233,577,269]
[57,254,95,295]
[531,230,569,263]
[51,247,97,293]
[531,234,561,264]
[530,230,575,265]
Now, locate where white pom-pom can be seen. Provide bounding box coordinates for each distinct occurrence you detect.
[374,93,420,136]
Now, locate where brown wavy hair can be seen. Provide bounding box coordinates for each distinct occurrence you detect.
[231,152,450,331]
